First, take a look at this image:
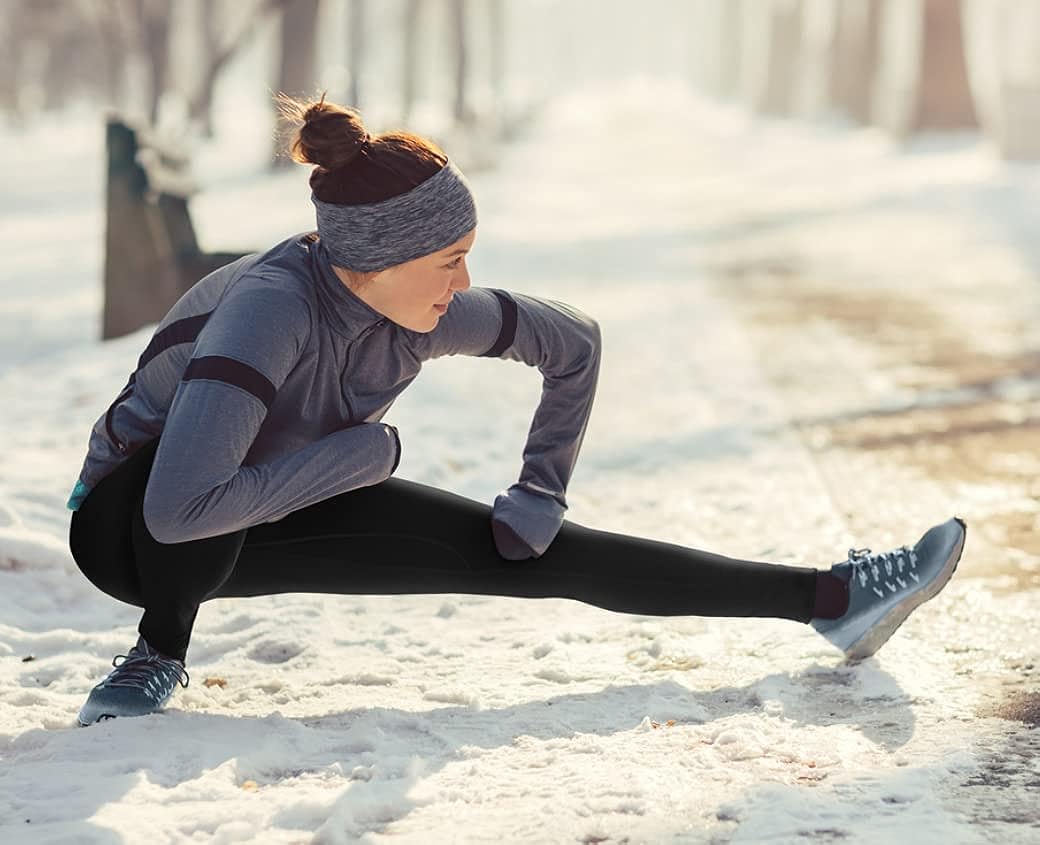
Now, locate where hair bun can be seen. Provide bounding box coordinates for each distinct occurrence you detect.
[277,91,371,171]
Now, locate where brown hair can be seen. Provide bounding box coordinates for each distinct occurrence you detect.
[276,91,448,206]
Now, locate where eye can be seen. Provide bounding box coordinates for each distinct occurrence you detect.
[445,256,464,269]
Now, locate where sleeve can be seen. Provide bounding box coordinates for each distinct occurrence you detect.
[142,283,401,544]
[417,286,602,560]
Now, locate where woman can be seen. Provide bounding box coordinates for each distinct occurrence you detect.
[67,93,967,726]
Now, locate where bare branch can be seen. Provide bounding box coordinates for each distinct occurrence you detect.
[187,0,292,120]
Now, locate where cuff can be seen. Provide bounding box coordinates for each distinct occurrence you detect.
[67,479,92,512]
[385,424,402,475]
[491,483,567,560]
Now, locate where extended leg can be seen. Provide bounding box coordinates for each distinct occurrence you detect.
[223,476,818,622]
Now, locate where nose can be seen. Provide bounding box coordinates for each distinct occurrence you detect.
[451,260,471,292]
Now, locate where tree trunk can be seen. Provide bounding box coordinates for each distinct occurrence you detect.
[793,0,840,119]
[0,10,22,116]
[188,0,289,138]
[832,0,882,125]
[273,0,321,166]
[451,0,470,125]
[961,0,1039,159]
[914,0,977,129]
[85,0,131,113]
[348,0,366,108]
[133,0,172,126]
[488,0,505,131]
[196,0,222,137]
[741,0,805,116]
[871,0,977,138]
[401,0,421,121]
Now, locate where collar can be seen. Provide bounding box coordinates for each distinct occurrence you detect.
[305,234,389,340]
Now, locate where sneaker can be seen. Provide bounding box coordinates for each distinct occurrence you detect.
[811,516,967,660]
[77,634,190,726]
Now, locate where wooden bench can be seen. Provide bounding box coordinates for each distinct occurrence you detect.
[102,116,250,340]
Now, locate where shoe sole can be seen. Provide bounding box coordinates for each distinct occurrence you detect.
[844,517,967,661]
[77,713,118,727]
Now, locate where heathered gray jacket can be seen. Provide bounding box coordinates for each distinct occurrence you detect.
[67,232,601,559]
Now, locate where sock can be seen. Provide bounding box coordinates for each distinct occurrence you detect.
[138,634,185,664]
[812,571,850,620]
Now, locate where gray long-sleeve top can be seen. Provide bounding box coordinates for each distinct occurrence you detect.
[67,231,601,559]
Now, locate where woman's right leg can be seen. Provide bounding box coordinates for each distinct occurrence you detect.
[69,436,248,662]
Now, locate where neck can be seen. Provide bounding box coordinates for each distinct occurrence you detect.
[331,264,368,299]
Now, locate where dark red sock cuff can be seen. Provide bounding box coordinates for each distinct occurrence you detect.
[812,571,850,620]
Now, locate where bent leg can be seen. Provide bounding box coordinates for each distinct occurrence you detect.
[69,439,160,610]
[130,490,247,662]
[69,436,248,661]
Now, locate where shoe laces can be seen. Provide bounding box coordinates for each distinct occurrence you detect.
[845,545,920,598]
[98,646,191,702]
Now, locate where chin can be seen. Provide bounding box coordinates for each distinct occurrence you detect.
[408,314,440,333]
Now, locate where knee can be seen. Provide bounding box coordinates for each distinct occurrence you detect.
[69,512,144,608]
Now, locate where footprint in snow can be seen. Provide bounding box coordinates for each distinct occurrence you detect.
[247,639,305,664]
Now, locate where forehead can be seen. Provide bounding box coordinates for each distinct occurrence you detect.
[438,229,477,256]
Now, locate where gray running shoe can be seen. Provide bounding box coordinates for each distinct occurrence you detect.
[811,517,967,660]
[77,635,190,726]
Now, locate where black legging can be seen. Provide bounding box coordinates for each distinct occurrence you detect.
[69,436,818,662]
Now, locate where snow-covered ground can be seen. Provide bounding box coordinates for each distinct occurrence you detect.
[1,75,1038,842]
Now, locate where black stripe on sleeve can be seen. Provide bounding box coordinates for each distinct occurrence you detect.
[183,355,277,410]
[139,312,213,369]
[480,289,518,357]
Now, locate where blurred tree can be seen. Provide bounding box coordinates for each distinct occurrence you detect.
[694,0,745,100]
[348,0,367,109]
[793,0,882,122]
[188,0,289,137]
[84,0,134,110]
[451,0,474,126]
[1,0,116,118]
[962,0,1040,160]
[401,0,421,121]
[0,12,15,118]
[793,0,839,119]
[0,0,35,119]
[88,0,144,115]
[487,0,505,131]
[740,0,804,116]
[132,0,171,126]
[833,0,882,125]
[872,0,977,137]
[272,0,321,166]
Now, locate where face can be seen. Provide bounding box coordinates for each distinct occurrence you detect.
[334,229,476,333]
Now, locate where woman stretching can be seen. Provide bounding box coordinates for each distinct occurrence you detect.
[68,93,967,726]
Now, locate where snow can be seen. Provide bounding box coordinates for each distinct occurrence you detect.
[1,73,1038,842]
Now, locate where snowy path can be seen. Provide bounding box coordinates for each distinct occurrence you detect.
[1,80,1037,842]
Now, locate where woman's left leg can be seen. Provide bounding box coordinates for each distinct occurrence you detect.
[217,475,819,622]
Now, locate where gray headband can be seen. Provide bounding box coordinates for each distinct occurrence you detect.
[312,158,478,272]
